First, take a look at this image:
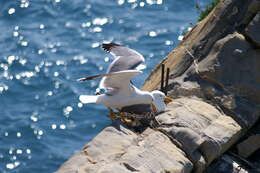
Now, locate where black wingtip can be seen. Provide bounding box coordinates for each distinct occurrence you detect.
[77,74,103,82]
[102,42,120,52]
[77,78,85,82]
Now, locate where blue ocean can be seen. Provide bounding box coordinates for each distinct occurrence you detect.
[0,0,211,172]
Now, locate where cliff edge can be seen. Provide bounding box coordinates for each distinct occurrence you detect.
[57,0,260,172]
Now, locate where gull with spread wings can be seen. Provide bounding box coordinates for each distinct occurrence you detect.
[78,43,172,120]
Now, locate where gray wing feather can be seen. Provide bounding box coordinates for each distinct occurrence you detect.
[78,70,142,94]
[102,43,145,73]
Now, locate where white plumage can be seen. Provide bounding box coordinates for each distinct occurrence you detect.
[79,43,172,113]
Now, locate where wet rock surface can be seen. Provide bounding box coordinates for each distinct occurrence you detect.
[57,0,260,172]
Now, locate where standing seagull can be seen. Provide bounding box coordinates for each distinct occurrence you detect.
[78,43,172,120]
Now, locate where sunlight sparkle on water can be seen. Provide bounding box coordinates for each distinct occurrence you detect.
[6,163,15,169]
[140,2,145,7]
[19,58,27,65]
[17,132,21,138]
[51,124,57,129]
[16,149,23,154]
[53,72,59,77]
[16,71,35,79]
[21,41,28,47]
[93,27,102,33]
[60,124,66,129]
[178,35,184,41]
[8,8,15,15]
[11,155,16,161]
[73,55,88,64]
[165,40,173,45]
[128,0,136,3]
[64,106,73,116]
[26,149,31,154]
[13,31,19,37]
[53,0,61,3]
[56,60,66,66]
[0,84,8,93]
[38,49,43,54]
[81,22,91,28]
[20,0,30,8]
[39,24,45,29]
[92,18,108,26]
[6,162,20,169]
[7,55,16,64]
[47,91,53,96]
[118,0,125,5]
[30,115,38,122]
[157,0,163,4]
[149,31,157,37]
[104,57,109,62]
[78,102,83,108]
[9,149,13,154]
[91,42,100,48]
[38,130,43,136]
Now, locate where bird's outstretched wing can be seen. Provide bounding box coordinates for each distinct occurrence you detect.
[78,70,142,94]
[102,43,145,73]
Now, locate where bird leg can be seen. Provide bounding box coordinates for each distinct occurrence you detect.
[120,112,133,124]
[151,103,157,113]
[108,108,117,121]
[108,108,135,125]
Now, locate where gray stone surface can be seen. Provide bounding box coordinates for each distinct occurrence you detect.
[156,98,241,172]
[237,134,260,158]
[236,121,260,161]
[143,0,253,91]
[57,126,193,173]
[245,12,260,46]
[196,32,260,128]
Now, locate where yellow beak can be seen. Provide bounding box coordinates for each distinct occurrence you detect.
[164,97,173,104]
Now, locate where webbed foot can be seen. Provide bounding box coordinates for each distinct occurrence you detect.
[120,112,133,124]
[108,108,116,121]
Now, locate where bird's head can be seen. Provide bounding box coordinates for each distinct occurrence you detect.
[151,90,173,113]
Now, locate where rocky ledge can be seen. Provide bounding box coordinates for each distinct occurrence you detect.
[56,0,260,172]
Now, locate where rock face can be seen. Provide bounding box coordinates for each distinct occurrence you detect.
[237,134,260,158]
[156,98,241,171]
[57,125,193,173]
[57,0,260,173]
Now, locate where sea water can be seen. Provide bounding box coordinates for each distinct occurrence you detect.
[0,0,211,172]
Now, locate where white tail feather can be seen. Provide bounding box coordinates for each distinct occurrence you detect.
[79,95,98,104]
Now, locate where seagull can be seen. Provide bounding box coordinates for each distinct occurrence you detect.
[78,43,173,121]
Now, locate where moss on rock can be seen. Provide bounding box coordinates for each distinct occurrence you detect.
[198,0,220,21]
